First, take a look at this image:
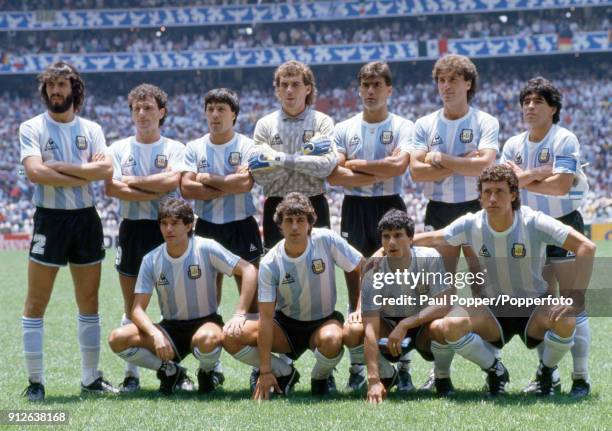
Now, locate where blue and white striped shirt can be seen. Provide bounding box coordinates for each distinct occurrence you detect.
[500,124,588,218]
[108,136,184,220]
[259,228,363,321]
[443,206,570,298]
[20,112,106,209]
[335,112,413,196]
[183,133,257,224]
[135,236,240,320]
[412,107,499,203]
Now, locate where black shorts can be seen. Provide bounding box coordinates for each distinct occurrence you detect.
[546,210,584,260]
[263,194,330,250]
[273,310,344,360]
[485,298,543,349]
[195,216,263,263]
[381,316,434,362]
[29,206,105,267]
[341,195,406,257]
[116,219,164,277]
[424,199,481,231]
[156,313,224,362]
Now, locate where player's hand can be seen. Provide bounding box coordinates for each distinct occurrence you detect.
[534,164,553,180]
[92,152,106,162]
[347,310,362,325]
[462,149,480,158]
[236,165,249,174]
[196,172,211,184]
[367,381,386,404]
[301,135,332,156]
[223,314,247,338]
[152,331,174,361]
[387,326,408,357]
[548,304,578,322]
[253,372,281,401]
[44,159,63,169]
[425,151,443,168]
[504,161,523,175]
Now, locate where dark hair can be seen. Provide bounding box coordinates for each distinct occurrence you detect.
[432,54,478,102]
[377,209,415,240]
[38,61,85,112]
[273,192,317,229]
[158,198,194,236]
[204,88,240,125]
[128,83,168,126]
[358,61,392,86]
[273,60,317,106]
[519,76,562,124]
[478,165,521,211]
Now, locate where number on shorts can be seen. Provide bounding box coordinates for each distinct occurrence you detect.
[31,234,46,255]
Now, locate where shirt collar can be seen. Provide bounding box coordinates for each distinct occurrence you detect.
[281,106,310,121]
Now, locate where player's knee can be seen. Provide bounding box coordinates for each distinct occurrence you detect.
[194,331,222,352]
[427,319,446,343]
[317,328,343,354]
[108,328,128,353]
[551,315,576,338]
[342,323,364,348]
[442,316,470,341]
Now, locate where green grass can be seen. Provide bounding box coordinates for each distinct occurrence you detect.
[1,241,611,430]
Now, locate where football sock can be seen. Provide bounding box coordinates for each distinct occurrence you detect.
[193,346,222,373]
[542,330,574,369]
[398,349,412,372]
[117,347,162,370]
[311,348,343,380]
[446,333,496,370]
[536,340,545,360]
[233,346,292,377]
[378,353,396,380]
[571,313,590,381]
[22,316,44,384]
[78,313,101,386]
[348,345,365,372]
[120,314,139,378]
[430,341,454,379]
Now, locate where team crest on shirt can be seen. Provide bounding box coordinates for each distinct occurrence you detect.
[302,130,315,143]
[514,153,523,165]
[75,135,88,150]
[188,265,202,279]
[511,243,526,258]
[44,138,58,151]
[479,244,491,257]
[155,154,168,169]
[228,152,241,166]
[460,129,473,144]
[157,273,170,287]
[380,131,393,145]
[349,135,361,149]
[311,259,326,274]
[431,133,442,146]
[271,134,282,146]
[122,155,136,168]
[538,148,550,164]
[281,273,296,285]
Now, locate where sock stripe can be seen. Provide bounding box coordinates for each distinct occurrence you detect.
[576,314,588,325]
[78,314,100,323]
[448,333,475,350]
[117,347,139,359]
[22,317,43,328]
[546,331,574,344]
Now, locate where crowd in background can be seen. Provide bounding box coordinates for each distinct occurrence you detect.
[2,9,608,56]
[1,70,609,235]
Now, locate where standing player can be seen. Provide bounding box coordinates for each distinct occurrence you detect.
[108,198,257,395]
[20,62,116,401]
[223,193,364,398]
[327,61,413,392]
[410,54,499,389]
[249,60,338,251]
[501,77,591,396]
[357,209,454,403]
[105,84,185,393]
[413,165,595,396]
[180,88,262,307]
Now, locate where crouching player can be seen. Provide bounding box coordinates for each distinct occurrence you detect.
[413,166,595,396]
[349,209,454,403]
[108,198,257,395]
[223,193,363,399]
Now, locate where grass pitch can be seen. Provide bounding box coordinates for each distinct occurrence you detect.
[0,241,611,430]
